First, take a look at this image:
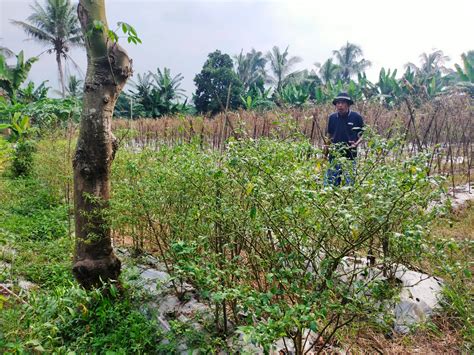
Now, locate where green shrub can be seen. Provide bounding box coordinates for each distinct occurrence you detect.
[11,140,36,177]
[0,98,81,130]
[110,132,445,351]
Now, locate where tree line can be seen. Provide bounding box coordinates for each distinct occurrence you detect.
[116,45,473,118]
[1,0,473,121]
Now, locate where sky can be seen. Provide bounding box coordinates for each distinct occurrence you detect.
[0,0,472,97]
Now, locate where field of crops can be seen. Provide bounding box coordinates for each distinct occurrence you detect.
[1,102,473,352]
[1,0,473,351]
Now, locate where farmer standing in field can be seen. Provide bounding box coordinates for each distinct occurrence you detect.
[324,92,364,186]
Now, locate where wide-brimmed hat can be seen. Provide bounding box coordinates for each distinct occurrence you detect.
[332,92,354,105]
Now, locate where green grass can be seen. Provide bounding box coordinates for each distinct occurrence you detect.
[0,178,72,287]
[0,281,164,353]
[429,202,474,349]
[0,177,166,353]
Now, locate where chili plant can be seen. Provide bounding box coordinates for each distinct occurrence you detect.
[110,132,444,353]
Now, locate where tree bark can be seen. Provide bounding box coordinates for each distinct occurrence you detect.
[72,0,132,289]
[56,52,66,98]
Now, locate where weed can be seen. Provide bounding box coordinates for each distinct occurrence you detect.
[0,282,162,353]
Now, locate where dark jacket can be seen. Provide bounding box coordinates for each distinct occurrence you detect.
[327,110,364,159]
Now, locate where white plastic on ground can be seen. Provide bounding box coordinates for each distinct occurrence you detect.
[392,265,444,334]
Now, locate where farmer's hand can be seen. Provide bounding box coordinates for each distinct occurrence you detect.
[323,145,329,159]
[349,140,360,148]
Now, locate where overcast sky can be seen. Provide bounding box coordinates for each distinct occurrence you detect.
[1,0,472,97]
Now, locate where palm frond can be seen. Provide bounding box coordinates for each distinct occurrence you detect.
[12,0,83,95]
[10,20,55,43]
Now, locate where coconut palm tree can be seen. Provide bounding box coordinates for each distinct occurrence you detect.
[404,49,452,98]
[332,42,371,83]
[314,58,341,84]
[265,45,302,93]
[11,0,83,97]
[234,48,267,92]
[406,49,450,79]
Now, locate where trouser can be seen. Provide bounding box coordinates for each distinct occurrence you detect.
[324,159,356,186]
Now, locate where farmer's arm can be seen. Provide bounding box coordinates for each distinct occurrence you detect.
[350,132,363,147]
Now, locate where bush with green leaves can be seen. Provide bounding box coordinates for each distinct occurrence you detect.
[110,131,444,352]
[10,140,36,177]
[25,97,81,128]
[0,168,166,353]
[0,111,37,177]
[0,96,79,177]
[427,230,474,347]
[0,97,81,130]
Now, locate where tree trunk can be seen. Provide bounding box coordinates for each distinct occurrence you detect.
[72,0,132,289]
[56,52,66,98]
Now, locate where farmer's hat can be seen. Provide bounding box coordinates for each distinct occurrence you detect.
[332,92,354,105]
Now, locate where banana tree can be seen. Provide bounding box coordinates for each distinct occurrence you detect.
[454,52,474,96]
[376,68,404,107]
[241,87,274,110]
[426,73,446,98]
[277,83,310,107]
[346,79,365,103]
[151,67,185,102]
[357,72,377,101]
[0,51,38,103]
[149,67,187,117]
[314,80,347,104]
[18,81,50,103]
[0,112,34,142]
